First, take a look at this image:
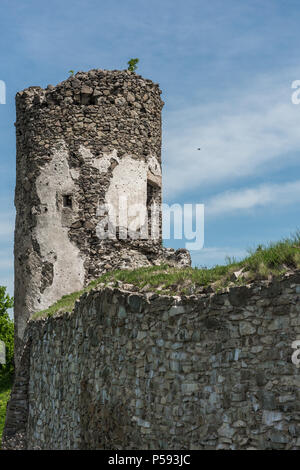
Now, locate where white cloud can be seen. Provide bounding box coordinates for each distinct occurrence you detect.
[206,179,300,217]
[163,71,300,198]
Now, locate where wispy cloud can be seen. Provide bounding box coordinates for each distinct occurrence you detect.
[206,179,300,217]
[164,71,300,198]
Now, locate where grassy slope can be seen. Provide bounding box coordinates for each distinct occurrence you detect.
[0,371,13,446]
[33,233,300,320]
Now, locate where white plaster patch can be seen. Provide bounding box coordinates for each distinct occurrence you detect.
[105,155,148,232]
[78,145,93,163]
[70,168,80,180]
[35,141,85,312]
[148,154,161,176]
[78,145,119,173]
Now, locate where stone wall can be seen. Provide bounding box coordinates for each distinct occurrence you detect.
[14,69,190,362]
[1,331,31,450]
[3,271,300,450]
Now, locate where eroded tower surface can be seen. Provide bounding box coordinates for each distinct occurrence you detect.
[14,69,190,361]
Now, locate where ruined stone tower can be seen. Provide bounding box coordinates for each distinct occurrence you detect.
[14,69,190,361]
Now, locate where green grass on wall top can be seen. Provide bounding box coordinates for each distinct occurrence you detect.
[33,232,300,320]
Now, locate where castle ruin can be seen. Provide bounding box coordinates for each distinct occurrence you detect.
[14,70,190,362]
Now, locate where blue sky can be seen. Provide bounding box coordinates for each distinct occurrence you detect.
[1,0,300,305]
